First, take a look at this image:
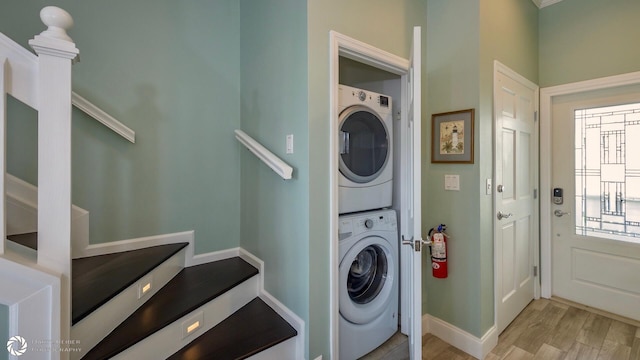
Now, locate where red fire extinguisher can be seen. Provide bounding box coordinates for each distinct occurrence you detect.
[428,224,448,278]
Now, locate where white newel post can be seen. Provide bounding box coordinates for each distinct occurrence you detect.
[29,6,79,354]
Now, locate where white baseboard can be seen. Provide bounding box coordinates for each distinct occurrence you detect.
[79,230,195,259]
[186,247,240,267]
[423,314,497,360]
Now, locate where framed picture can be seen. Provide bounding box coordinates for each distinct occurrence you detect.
[431,109,474,163]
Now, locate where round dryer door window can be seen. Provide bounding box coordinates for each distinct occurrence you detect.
[339,105,390,183]
[339,236,395,325]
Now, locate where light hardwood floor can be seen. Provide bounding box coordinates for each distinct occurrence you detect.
[359,298,640,360]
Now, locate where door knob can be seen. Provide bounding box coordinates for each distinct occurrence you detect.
[497,211,513,220]
[497,185,505,193]
[554,209,570,217]
[402,235,431,252]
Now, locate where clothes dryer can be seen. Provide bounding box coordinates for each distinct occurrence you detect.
[338,85,393,214]
[339,209,398,359]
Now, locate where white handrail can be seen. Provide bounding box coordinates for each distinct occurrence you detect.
[72,92,135,143]
[0,32,135,143]
[235,129,293,180]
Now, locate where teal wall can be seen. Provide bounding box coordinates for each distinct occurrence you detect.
[424,0,538,337]
[478,0,538,336]
[307,1,427,357]
[239,0,310,357]
[539,0,640,87]
[0,304,7,360]
[1,1,241,253]
[424,0,482,337]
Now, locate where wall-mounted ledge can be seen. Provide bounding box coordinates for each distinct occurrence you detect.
[235,130,293,180]
[72,92,136,143]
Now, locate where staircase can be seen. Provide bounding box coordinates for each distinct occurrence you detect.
[2,7,301,359]
[8,233,298,359]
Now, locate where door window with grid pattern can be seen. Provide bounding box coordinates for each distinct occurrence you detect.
[575,103,640,243]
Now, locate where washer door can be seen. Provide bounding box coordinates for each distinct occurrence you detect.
[339,236,395,324]
[339,105,390,184]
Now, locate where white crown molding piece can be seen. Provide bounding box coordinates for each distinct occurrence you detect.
[235,129,293,180]
[72,92,136,143]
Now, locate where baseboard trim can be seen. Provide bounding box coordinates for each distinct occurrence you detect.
[423,314,497,360]
[79,230,195,259]
[239,248,305,360]
[186,247,240,267]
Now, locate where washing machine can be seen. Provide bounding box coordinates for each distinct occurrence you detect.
[338,85,393,214]
[339,209,398,360]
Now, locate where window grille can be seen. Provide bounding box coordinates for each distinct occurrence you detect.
[575,103,640,243]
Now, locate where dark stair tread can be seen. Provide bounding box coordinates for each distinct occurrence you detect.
[82,257,259,360]
[168,297,297,360]
[72,242,189,325]
[7,232,38,250]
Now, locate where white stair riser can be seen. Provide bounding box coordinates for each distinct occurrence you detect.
[245,337,298,360]
[70,249,186,360]
[112,275,259,360]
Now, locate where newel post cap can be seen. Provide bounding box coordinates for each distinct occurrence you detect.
[39,6,74,42]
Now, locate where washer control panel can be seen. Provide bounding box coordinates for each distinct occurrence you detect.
[338,210,397,240]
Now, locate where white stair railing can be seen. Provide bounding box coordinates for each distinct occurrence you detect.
[0,32,135,144]
[72,92,136,143]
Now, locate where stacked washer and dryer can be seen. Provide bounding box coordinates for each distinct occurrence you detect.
[338,85,398,359]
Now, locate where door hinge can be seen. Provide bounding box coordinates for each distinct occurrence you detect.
[534,111,538,122]
[533,189,538,199]
[533,265,538,277]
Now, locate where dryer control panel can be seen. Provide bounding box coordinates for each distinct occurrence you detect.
[338,210,397,240]
[338,84,392,115]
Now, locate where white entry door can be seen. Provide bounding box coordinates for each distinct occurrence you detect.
[494,63,539,333]
[550,85,640,321]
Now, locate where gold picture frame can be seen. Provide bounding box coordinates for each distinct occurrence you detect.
[431,109,474,163]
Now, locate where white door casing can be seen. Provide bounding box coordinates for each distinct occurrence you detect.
[494,61,539,334]
[329,27,422,359]
[550,85,640,321]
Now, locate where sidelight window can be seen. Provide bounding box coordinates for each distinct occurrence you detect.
[575,103,640,243]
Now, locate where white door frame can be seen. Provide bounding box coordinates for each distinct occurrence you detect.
[539,70,640,298]
[329,31,411,359]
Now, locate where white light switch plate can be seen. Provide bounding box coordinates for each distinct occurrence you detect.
[444,174,460,191]
[286,134,294,154]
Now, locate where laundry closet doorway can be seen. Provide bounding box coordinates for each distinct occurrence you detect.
[329,28,423,359]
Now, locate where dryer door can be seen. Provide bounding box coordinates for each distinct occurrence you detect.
[339,105,390,184]
[339,235,396,324]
